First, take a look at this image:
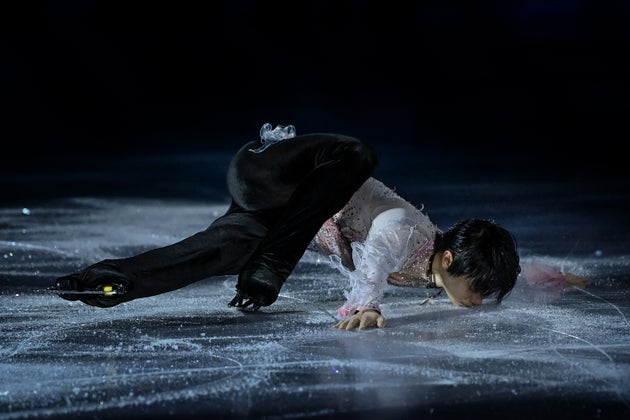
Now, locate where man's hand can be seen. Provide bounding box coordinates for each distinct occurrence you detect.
[333,309,386,331]
[564,273,592,291]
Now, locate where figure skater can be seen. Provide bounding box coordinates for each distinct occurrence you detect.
[52,124,589,330]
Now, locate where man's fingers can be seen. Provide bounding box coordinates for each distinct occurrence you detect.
[334,319,348,329]
[335,312,386,331]
[565,273,592,290]
[334,316,357,330]
[345,315,361,331]
[358,314,374,330]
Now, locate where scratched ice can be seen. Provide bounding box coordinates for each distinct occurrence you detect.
[1,154,629,419]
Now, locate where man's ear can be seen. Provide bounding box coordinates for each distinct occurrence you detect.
[441,250,453,269]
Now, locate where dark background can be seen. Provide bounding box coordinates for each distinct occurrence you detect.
[1,1,627,183]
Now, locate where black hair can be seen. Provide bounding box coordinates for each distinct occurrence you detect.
[433,219,521,304]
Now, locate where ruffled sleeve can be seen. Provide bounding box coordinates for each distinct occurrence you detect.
[330,208,414,316]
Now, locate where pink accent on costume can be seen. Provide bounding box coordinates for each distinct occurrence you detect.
[313,217,354,270]
[337,304,353,317]
[337,303,381,317]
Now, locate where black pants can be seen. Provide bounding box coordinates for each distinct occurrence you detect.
[58,133,377,307]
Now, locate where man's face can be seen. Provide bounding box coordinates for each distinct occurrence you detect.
[440,272,484,308]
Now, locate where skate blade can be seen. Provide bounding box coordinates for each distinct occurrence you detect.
[41,284,126,296]
[228,290,262,311]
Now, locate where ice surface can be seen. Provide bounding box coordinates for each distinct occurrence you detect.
[1,156,630,419]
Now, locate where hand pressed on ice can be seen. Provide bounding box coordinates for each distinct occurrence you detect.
[564,273,592,290]
[334,309,386,331]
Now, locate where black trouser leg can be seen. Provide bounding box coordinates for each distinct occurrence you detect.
[55,203,269,307]
[231,136,378,306]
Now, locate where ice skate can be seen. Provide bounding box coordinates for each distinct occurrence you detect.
[52,261,130,307]
[229,257,288,310]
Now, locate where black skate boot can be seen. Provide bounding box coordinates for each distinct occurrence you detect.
[52,261,130,308]
[228,254,289,311]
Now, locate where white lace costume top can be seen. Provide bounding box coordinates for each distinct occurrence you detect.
[310,177,439,317]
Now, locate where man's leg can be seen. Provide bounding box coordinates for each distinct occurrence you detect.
[54,203,268,307]
[228,135,378,307]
